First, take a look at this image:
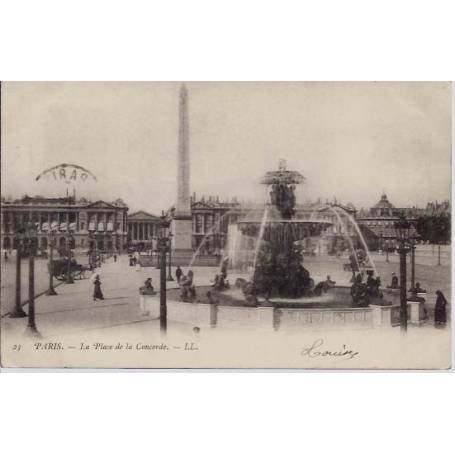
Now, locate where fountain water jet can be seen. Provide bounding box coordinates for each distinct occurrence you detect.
[251,205,269,278]
[322,205,361,272]
[188,211,233,268]
[330,205,378,276]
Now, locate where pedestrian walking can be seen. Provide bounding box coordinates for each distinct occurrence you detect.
[434,290,448,327]
[113,253,117,262]
[175,265,183,283]
[93,274,104,301]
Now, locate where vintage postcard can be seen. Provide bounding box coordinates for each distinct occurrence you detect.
[0,81,451,369]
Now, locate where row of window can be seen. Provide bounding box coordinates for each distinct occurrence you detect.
[2,236,123,250]
[362,220,395,227]
[2,222,121,232]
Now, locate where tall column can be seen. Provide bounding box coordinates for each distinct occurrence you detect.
[171,84,194,263]
[176,84,191,217]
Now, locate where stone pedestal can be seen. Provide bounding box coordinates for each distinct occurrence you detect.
[370,304,393,328]
[256,306,275,329]
[409,300,425,325]
[139,294,159,318]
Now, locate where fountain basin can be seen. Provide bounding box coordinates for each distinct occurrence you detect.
[139,286,403,330]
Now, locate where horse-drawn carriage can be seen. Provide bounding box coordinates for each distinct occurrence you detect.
[49,258,91,281]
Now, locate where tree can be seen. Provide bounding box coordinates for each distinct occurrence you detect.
[431,215,451,245]
[414,215,450,244]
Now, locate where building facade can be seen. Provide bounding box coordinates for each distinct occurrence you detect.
[356,193,420,250]
[1,196,128,252]
[126,211,161,250]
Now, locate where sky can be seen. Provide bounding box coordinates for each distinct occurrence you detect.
[1,82,451,214]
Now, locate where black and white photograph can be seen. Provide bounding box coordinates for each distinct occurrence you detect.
[1,2,454,455]
[0,81,451,368]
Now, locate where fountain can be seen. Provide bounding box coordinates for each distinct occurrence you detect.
[148,161,401,331]
[236,160,332,299]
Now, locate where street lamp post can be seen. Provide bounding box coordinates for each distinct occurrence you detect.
[46,226,58,296]
[167,233,174,281]
[394,215,412,333]
[66,230,74,284]
[410,240,416,290]
[10,229,27,318]
[155,236,160,269]
[89,232,98,269]
[94,235,98,267]
[158,214,170,334]
[437,242,441,266]
[25,222,40,336]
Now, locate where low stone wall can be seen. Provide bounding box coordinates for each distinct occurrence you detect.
[139,287,425,330]
[167,300,216,327]
[216,306,274,329]
[276,307,373,330]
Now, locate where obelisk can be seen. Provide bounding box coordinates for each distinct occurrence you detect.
[171,84,193,261]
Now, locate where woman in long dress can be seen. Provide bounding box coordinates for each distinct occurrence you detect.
[434,290,448,326]
[93,274,104,301]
